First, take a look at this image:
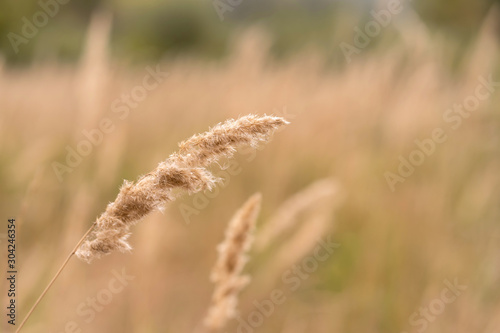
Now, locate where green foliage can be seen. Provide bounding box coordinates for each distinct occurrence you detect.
[0,0,497,64]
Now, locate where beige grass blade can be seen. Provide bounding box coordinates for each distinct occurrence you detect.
[76,9,112,127]
[76,115,287,263]
[203,193,262,332]
[245,180,341,302]
[461,4,499,84]
[266,203,336,279]
[255,178,339,251]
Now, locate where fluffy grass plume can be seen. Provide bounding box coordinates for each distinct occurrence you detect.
[76,115,287,263]
[256,178,339,250]
[203,193,262,331]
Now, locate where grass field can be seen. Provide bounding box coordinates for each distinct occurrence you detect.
[1,7,500,333]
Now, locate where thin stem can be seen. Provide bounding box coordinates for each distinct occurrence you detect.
[15,222,97,333]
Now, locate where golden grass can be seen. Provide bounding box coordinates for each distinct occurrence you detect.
[203,193,261,332]
[76,115,287,263]
[3,10,500,332]
[14,115,286,332]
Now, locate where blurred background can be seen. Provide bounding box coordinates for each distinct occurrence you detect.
[2,0,500,332]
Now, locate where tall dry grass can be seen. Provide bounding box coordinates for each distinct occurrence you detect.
[76,115,287,263]
[203,193,261,332]
[1,7,500,333]
[14,114,286,332]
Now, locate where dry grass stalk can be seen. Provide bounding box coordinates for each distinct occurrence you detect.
[16,115,287,332]
[253,200,339,300]
[76,9,112,127]
[0,53,5,74]
[245,180,341,300]
[255,178,339,250]
[462,4,499,85]
[76,115,287,263]
[264,202,336,281]
[203,193,262,332]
